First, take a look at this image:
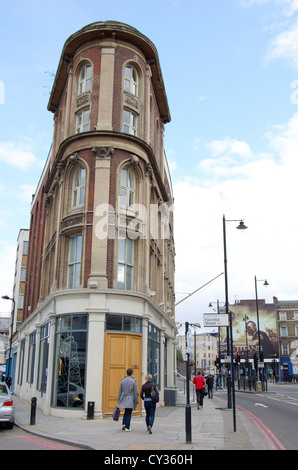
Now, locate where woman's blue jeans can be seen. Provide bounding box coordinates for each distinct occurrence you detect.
[144,400,156,428]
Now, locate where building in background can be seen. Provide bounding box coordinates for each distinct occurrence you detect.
[177,332,218,375]
[1,229,29,387]
[276,300,298,382]
[0,315,9,374]
[14,21,176,418]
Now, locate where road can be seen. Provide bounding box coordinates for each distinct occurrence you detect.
[0,423,83,450]
[234,384,298,450]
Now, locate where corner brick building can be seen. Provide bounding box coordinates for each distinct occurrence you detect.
[16,21,176,418]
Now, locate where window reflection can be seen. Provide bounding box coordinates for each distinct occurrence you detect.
[53,314,87,409]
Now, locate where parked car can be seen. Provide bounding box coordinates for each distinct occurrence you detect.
[0,382,15,429]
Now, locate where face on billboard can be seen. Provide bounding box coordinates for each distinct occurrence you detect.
[219,302,278,359]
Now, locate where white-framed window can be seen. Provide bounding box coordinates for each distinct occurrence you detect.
[279,312,287,321]
[68,235,82,289]
[78,64,92,95]
[124,65,138,96]
[123,109,137,135]
[117,237,133,290]
[76,108,90,133]
[282,343,289,355]
[72,166,86,208]
[294,311,298,320]
[119,167,135,208]
[281,326,287,336]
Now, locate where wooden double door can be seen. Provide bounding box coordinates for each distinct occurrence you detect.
[102,332,142,415]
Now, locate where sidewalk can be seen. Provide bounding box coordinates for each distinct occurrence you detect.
[12,389,274,451]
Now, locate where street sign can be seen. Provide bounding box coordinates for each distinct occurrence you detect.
[203,313,229,327]
[185,329,193,354]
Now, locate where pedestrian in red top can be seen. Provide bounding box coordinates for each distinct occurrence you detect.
[193,371,205,409]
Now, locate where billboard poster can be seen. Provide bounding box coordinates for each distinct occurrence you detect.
[219,301,278,359]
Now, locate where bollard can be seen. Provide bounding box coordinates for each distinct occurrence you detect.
[30,397,37,425]
[87,401,95,420]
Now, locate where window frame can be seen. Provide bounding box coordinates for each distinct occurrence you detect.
[72,166,86,209]
[37,322,50,393]
[117,237,134,290]
[67,235,83,289]
[119,167,136,209]
[76,108,90,134]
[124,65,138,96]
[123,109,137,135]
[27,331,36,384]
[78,64,92,95]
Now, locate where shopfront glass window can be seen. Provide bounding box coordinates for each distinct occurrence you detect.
[148,323,160,387]
[52,314,88,409]
[37,322,50,393]
[106,314,142,333]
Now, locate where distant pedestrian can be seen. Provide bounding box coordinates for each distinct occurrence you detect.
[193,371,205,409]
[117,368,138,431]
[140,374,159,434]
[206,373,214,399]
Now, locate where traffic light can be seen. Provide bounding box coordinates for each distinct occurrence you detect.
[236,352,241,365]
[215,355,220,367]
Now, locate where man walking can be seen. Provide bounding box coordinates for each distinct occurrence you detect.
[117,368,138,431]
[206,373,214,399]
[193,371,205,409]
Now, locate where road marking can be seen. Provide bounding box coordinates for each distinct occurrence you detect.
[255,403,268,408]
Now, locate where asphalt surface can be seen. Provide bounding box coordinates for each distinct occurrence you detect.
[11,387,281,452]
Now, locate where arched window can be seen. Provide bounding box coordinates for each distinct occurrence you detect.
[119,167,135,208]
[72,166,86,208]
[124,65,138,96]
[78,64,92,95]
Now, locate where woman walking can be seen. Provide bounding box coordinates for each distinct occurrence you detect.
[140,374,159,434]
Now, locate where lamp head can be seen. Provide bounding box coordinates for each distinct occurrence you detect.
[236,220,247,230]
[263,279,269,286]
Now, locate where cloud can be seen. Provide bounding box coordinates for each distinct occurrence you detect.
[206,137,253,159]
[0,141,37,170]
[173,111,298,325]
[15,184,37,203]
[265,19,298,68]
[0,243,16,313]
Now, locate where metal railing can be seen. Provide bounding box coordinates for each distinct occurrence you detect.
[174,370,196,401]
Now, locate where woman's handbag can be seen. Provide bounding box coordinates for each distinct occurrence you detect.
[112,406,120,421]
[151,385,159,403]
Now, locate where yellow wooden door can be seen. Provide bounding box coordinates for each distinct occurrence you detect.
[102,332,142,415]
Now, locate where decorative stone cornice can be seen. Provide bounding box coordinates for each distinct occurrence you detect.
[92,146,114,159]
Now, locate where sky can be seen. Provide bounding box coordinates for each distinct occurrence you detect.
[1,0,298,333]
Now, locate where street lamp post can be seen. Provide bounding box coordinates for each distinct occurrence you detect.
[243,314,249,376]
[185,321,201,443]
[254,276,269,385]
[223,215,247,432]
[1,295,16,387]
[209,300,224,386]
